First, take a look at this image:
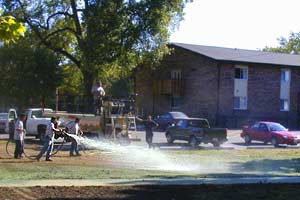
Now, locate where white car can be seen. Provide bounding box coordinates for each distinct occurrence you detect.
[0,109,17,134]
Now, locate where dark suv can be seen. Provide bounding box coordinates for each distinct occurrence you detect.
[165,118,227,148]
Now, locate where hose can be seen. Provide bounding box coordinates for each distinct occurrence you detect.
[6,131,90,159]
[5,139,36,160]
[5,132,68,159]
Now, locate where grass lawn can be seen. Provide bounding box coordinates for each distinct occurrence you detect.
[1,141,300,181]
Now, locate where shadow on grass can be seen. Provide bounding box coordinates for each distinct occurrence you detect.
[229,158,300,175]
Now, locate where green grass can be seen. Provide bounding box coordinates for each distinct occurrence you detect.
[1,149,300,180]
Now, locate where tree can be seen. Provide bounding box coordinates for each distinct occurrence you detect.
[263,31,300,54]
[0,0,190,97]
[0,15,25,43]
[0,36,62,108]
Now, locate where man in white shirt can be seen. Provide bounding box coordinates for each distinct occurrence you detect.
[36,117,61,161]
[91,80,105,115]
[66,118,83,156]
[14,114,26,159]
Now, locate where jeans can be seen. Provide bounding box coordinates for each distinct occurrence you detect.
[36,136,54,160]
[70,138,80,155]
[146,133,153,148]
[14,140,24,158]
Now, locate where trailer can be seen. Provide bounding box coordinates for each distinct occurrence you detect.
[43,99,139,143]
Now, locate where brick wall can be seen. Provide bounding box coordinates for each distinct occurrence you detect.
[218,64,300,128]
[135,47,219,124]
[135,46,300,128]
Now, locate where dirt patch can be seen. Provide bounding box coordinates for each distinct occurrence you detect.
[0,139,126,167]
[0,184,300,200]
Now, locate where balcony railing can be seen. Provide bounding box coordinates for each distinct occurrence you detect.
[153,79,184,96]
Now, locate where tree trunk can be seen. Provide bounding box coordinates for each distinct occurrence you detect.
[82,70,94,113]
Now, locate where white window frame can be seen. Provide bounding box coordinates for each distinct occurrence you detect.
[234,96,247,110]
[280,98,289,111]
[281,69,290,83]
[171,69,181,80]
[235,65,248,80]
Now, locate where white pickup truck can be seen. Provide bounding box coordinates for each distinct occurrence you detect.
[24,108,53,140]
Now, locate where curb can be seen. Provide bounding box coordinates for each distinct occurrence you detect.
[1,177,300,187]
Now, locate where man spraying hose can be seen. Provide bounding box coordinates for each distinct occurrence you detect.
[36,117,62,161]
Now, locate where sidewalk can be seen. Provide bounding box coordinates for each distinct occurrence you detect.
[1,176,300,187]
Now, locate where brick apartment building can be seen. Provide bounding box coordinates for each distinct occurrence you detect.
[134,43,300,128]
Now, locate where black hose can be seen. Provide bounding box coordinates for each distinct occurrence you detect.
[52,139,65,156]
[5,136,67,159]
[5,139,36,160]
[5,139,14,157]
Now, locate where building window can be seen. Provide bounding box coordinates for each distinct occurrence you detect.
[171,96,181,109]
[235,67,248,79]
[280,99,289,111]
[171,70,181,80]
[234,96,247,110]
[281,69,290,82]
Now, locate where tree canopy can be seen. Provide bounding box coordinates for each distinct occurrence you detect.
[0,15,25,43]
[263,31,300,54]
[0,36,62,108]
[1,0,190,96]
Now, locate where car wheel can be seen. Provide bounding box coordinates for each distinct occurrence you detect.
[166,132,174,144]
[271,136,279,147]
[244,134,251,145]
[189,136,198,149]
[212,139,220,147]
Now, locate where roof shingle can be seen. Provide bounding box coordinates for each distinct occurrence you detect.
[172,43,300,67]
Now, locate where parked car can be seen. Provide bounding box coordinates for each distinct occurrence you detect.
[0,109,17,134]
[165,118,227,148]
[24,108,53,141]
[154,111,188,130]
[241,121,300,147]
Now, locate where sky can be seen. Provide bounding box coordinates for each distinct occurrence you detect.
[170,0,300,50]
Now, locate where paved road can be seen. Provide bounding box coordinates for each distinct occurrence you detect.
[2,129,300,150]
[130,130,300,150]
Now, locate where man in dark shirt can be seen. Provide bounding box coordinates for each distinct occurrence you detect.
[136,115,158,149]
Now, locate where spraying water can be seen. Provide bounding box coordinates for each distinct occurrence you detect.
[70,135,201,172]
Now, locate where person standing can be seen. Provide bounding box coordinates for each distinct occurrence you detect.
[136,115,158,149]
[14,114,26,159]
[36,117,61,161]
[91,80,105,115]
[66,118,83,156]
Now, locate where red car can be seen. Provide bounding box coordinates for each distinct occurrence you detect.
[241,121,300,147]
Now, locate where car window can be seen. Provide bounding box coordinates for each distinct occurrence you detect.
[8,111,16,120]
[31,110,43,118]
[251,123,259,131]
[268,123,287,131]
[0,113,8,120]
[161,114,172,119]
[176,120,186,128]
[171,112,188,118]
[259,123,268,132]
[187,120,210,128]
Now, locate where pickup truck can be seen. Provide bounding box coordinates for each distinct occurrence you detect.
[0,108,17,134]
[165,118,227,148]
[24,108,53,140]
